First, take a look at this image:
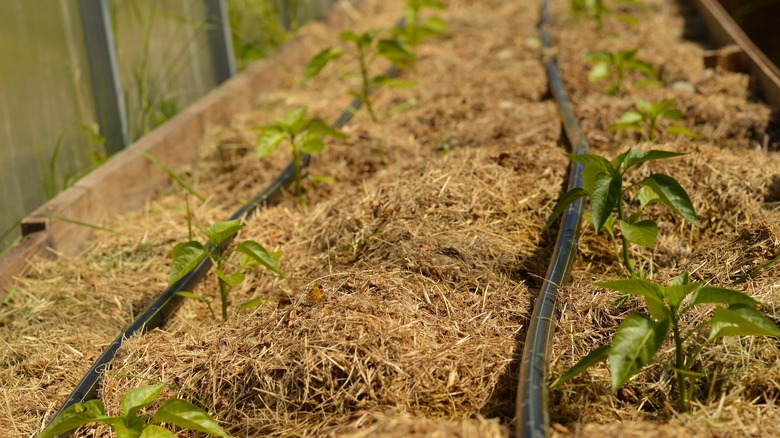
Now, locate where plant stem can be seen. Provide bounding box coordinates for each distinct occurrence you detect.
[291,135,306,208]
[216,258,228,322]
[617,197,635,277]
[357,46,377,122]
[672,321,688,412]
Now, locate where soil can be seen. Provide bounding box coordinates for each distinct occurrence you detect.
[1,0,779,437]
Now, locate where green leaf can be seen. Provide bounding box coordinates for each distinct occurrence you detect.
[663,283,698,307]
[256,127,285,159]
[627,58,658,78]
[635,98,653,115]
[151,399,231,437]
[307,120,348,139]
[597,279,666,320]
[215,269,245,287]
[584,50,613,63]
[669,270,689,286]
[550,344,610,388]
[169,242,208,286]
[301,47,343,82]
[39,400,108,438]
[709,304,780,340]
[637,185,660,209]
[122,383,166,417]
[140,425,178,438]
[299,135,325,155]
[544,188,588,230]
[198,219,243,247]
[617,109,644,125]
[581,165,602,194]
[590,173,621,234]
[609,122,642,132]
[690,286,760,307]
[564,153,613,174]
[144,153,205,203]
[280,107,308,134]
[667,125,700,138]
[620,149,687,172]
[652,99,676,115]
[640,174,699,227]
[372,76,418,88]
[609,314,670,391]
[423,16,448,34]
[661,108,684,121]
[310,175,334,185]
[588,62,611,83]
[377,39,416,67]
[240,297,268,309]
[619,219,658,248]
[235,241,283,275]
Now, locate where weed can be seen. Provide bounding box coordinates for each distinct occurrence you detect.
[302,29,416,121]
[610,98,699,142]
[254,106,346,207]
[585,49,659,95]
[39,383,231,437]
[546,149,698,278]
[170,219,282,322]
[551,271,780,412]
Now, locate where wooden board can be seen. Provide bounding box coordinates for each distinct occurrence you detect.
[690,0,780,109]
[0,3,356,298]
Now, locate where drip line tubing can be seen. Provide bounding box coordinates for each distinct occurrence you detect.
[515,1,588,437]
[47,23,404,434]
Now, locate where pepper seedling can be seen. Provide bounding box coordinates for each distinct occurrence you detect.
[393,0,448,47]
[302,29,415,121]
[585,48,659,95]
[254,106,346,207]
[170,219,282,322]
[552,271,780,412]
[39,383,231,438]
[610,98,699,142]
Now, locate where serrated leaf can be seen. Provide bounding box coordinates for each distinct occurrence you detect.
[198,219,243,248]
[235,241,283,275]
[667,125,700,138]
[588,62,611,83]
[256,126,285,159]
[151,399,231,437]
[597,279,666,320]
[640,174,699,227]
[620,149,687,172]
[301,47,343,82]
[550,344,610,388]
[140,425,178,438]
[169,242,208,286]
[216,269,245,287]
[38,400,108,438]
[690,286,760,307]
[590,173,621,234]
[122,383,166,416]
[709,304,780,339]
[609,314,669,391]
[544,188,588,230]
[564,152,614,174]
[619,219,658,248]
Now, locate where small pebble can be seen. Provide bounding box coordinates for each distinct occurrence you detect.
[671,81,696,93]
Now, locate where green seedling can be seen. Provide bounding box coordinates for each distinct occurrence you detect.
[551,271,780,412]
[610,98,699,143]
[170,219,282,322]
[255,106,346,207]
[394,0,448,47]
[302,29,416,121]
[39,383,231,438]
[585,49,659,95]
[546,149,699,278]
[569,0,608,24]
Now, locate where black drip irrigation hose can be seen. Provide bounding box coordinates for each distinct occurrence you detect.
[47,29,404,433]
[515,2,588,437]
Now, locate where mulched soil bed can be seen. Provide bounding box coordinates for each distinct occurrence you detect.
[1,0,779,436]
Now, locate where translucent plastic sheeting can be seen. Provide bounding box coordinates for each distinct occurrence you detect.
[0,0,99,250]
[108,0,219,141]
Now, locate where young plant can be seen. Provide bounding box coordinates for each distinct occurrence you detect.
[394,0,448,47]
[551,272,780,412]
[170,219,282,322]
[546,149,699,278]
[255,106,346,207]
[39,383,231,438]
[585,49,659,95]
[302,29,415,121]
[569,0,608,25]
[610,98,699,142]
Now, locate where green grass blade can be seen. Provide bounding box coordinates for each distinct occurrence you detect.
[144,152,205,202]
